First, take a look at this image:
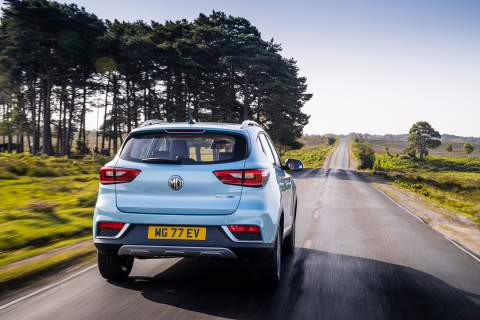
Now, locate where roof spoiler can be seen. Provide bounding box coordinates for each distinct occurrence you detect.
[139,119,166,127]
[240,120,261,129]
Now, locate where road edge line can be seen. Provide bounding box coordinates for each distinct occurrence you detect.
[0,264,96,311]
[375,187,480,264]
[375,188,426,224]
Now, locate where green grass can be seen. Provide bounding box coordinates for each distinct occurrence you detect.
[0,153,107,288]
[374,154,480,225]
[281,144,333,168]
[0,244,95,288]
[0,236,91,267]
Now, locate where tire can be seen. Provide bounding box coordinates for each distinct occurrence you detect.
[97,251,134,280]
[283,214,296,254]
[262,228,282,284]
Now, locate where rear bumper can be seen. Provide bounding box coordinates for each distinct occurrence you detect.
[95,243,273,260]
[94,224,274,259]
[118,245,237,259]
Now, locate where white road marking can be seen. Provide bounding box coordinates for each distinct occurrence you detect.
[375,188,426,224]
[447,238,480,264]
[303,240,312,249]
[375,187,480,264]
[0,264,96,311]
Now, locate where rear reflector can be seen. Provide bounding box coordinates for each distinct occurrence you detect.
[228,225,261,233]
[213,169,269,187]
[100,167,141,184]
[227,225,262,241]
[97,221,126,237]
[97,221,125,230]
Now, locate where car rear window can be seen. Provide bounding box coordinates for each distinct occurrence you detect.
[120,132,247,164]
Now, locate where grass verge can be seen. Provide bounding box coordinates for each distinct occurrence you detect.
[0,153,106,289]
[282,144,334,168]
[0,244,95,290]
[0,236,91,267]
[373,154,480,225]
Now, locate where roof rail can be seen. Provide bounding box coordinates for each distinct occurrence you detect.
[140,119,166,127]
[240,120,261,129]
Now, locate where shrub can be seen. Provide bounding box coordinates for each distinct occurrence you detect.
[326,137,336,145]
[28,167,59,177]
[0,168,17,179]
[354,142,375,169]
[7,163,29,175]
[25,202,57,213]
[464,142,474,156]
[77,194,97,207]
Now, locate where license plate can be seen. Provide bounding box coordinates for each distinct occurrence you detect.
[147,226,206,240]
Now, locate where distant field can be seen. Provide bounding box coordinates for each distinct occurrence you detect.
[299,135,338,148]
[367,139,480,158]
[374,154,480,225]
[0,153,107,287]
[282,144,334,168]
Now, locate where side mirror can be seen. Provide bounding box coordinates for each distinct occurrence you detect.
[284,158,304,171]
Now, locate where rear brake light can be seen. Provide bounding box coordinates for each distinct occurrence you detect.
[100,167,141,184]
[213,169,269,187]
[97,221,125,230]
[165,129,205,133]
[228,225,261,233]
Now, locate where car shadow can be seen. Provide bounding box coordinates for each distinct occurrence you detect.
[109,248,480,320]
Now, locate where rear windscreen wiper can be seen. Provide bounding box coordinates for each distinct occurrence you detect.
[141,157,181,164]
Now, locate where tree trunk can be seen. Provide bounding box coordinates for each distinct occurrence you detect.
[61,87,68,155]
[126,80,132,132]
[17,92,26,153]
[29,81,39,155]
[77,83,87,154]
[41,79,53,155]
[102,75,110,150]
[112,75,118,153]
[65,85,76,157]
[57,88,63,154]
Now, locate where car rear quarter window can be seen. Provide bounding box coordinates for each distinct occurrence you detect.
[265,135,281,166]
[120,132,247,164]
[258,133,276,166]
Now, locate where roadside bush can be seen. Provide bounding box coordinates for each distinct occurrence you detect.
[77,194,97,207]
[0,167,16,179]
[7,163,29,175]
[354,142,375,169]
[326,137,336,145]
[28,167,59,177]
[25,202,57,213]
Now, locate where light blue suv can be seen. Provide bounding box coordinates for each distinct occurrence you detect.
[93,120,303,283]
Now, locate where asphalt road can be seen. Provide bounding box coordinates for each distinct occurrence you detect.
[2,139,479,320]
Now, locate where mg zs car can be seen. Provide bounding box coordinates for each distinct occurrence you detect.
[93,120,303,283]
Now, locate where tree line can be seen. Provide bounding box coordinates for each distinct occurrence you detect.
[0,0,311,156]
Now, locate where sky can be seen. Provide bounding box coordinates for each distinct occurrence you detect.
[13,0,480,136]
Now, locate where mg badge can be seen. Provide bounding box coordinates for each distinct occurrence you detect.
[168,175,184,191]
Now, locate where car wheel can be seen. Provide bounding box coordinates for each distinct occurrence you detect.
[97,251,134,280]
[263,228,282,284]
[283,215,295,254]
